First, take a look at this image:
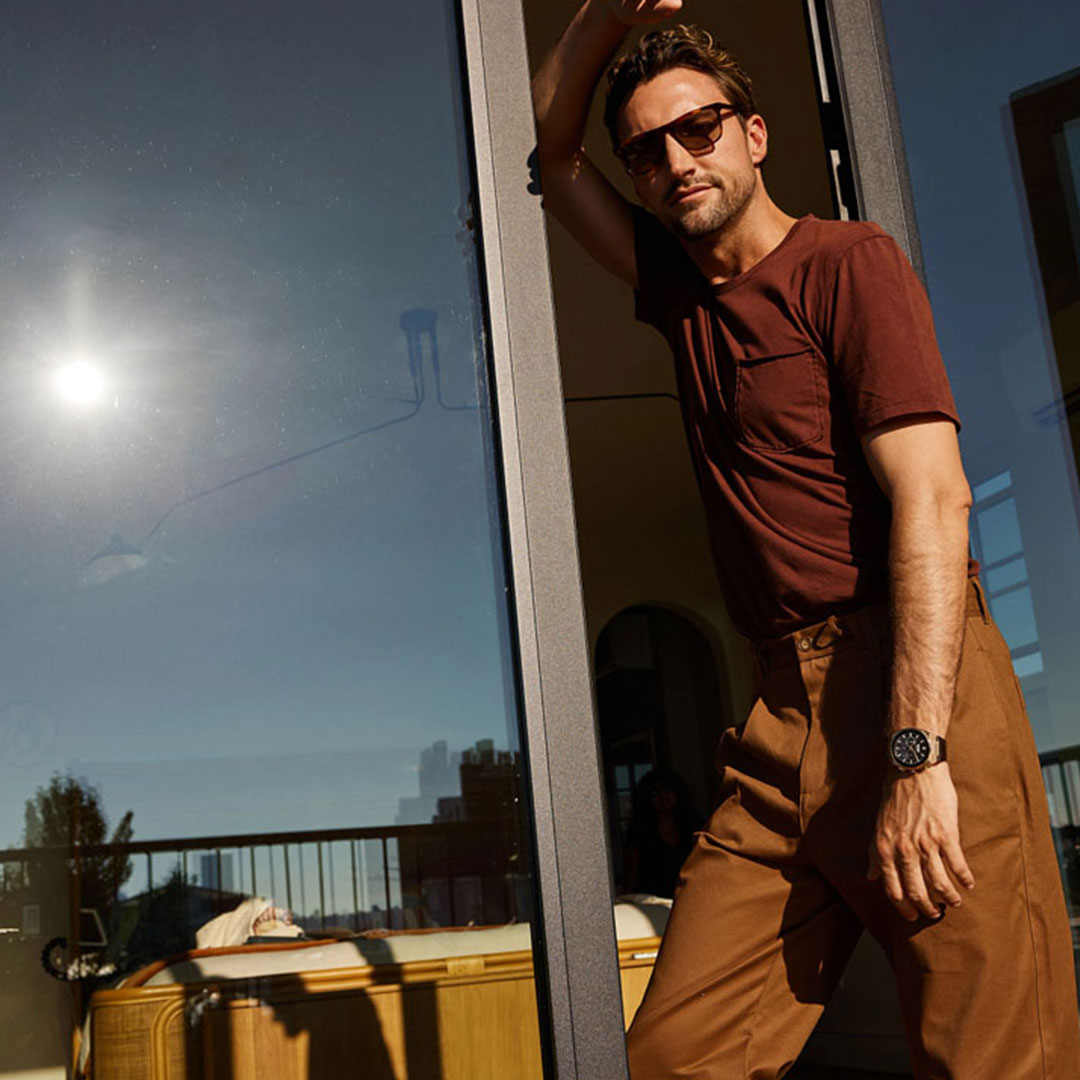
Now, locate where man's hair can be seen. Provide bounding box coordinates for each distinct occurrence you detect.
[603,25,758,147]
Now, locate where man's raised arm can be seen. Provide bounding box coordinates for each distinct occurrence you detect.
[531,0,681,286]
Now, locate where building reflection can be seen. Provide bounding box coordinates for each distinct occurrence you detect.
[0,736,531,1004]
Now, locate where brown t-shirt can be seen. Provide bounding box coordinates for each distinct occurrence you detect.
[634,211,962,641]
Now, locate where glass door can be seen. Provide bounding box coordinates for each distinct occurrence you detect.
[0,2,553,1077]
[877,0,1080,977]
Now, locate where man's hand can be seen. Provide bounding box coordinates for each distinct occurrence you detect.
[868,763,975,921]
[605,0,683,25]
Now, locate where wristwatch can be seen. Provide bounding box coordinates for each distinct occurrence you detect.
[888,728,947,772]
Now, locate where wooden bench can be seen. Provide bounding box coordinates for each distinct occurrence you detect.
[86,901,667,1078]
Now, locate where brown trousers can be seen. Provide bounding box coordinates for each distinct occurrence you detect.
[626,581,1080,1079]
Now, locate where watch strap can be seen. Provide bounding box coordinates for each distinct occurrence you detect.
[927,733,947,766]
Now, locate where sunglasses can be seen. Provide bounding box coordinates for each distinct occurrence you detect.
[616,102,741,177]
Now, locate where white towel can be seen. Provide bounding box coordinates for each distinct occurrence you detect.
[195,897,302,949]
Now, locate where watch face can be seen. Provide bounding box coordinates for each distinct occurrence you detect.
[891,728,931,768]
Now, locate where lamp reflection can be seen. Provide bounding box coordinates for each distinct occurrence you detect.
[78,534,150,589]
[79,310,474,587]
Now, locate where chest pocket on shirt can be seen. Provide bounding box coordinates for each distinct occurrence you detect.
[733,348,825,453]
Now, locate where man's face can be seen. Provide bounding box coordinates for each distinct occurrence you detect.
[617,67,766,241]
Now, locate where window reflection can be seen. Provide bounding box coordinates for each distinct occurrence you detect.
[881,0,1080,984]
[880,0,1080,748]
[1011,66,1080,473]
[0,2,542,1077]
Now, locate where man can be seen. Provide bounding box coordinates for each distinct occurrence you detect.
[532,2,1080,1078]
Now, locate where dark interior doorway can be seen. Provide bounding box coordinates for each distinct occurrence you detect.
[594,606,727,894]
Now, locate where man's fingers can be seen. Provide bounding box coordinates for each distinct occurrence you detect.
[897,897,919,921]
[618,0,682,20]
[875,850,919,922]
[872,767,971,921]
[922,849,962,909]
[898,848,939,920]
[941,836,976,891]
[871,842,916,919]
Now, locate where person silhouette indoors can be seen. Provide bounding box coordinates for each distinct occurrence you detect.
[623,768,702,898]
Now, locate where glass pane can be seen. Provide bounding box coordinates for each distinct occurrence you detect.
[880,0,1080,974]
[973,498,1024,566]
[984,556,1028,593]
[0,3,546,1078]
[989,587,1041,651]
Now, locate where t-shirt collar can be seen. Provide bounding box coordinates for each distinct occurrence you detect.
[709,215,817,296]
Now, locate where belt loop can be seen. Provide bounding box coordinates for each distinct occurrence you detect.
[971,577,990,624]
[811,614,845,650]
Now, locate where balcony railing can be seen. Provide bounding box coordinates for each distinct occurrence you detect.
[0,818,529,978]
[1042,744,1080,830]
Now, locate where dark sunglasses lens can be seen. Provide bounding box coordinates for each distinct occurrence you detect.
[672,108,724,151]
[622,106,729,172]
[622,133,666,174]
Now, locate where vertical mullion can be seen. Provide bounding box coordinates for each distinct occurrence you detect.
[821,0,925,270]
[458,1,630,1077]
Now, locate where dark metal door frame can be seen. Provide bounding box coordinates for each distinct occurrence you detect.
[459,1,630,1077]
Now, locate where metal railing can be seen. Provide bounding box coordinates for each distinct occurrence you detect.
[1041,744,1080,830]
[0,818,527,960]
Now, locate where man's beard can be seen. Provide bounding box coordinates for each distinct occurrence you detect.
[662,167,756,241]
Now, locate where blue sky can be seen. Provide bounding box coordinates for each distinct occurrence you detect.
[0,0,522,852]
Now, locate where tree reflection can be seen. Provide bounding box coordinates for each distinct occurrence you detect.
[21,772,134,912]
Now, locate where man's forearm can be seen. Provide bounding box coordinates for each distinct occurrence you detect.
[887,490,972,737]
[864,422,976,918]
[532,0,629,163]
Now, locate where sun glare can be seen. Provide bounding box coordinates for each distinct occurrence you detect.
[54,360,105,406]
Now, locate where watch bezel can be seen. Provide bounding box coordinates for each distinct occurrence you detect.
[889,727,934,770]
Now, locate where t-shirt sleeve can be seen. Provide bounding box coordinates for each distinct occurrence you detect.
[827,234,960,438]
[632,206,688,334]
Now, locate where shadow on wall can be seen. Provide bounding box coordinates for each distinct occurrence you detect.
[175,949,432,1080]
